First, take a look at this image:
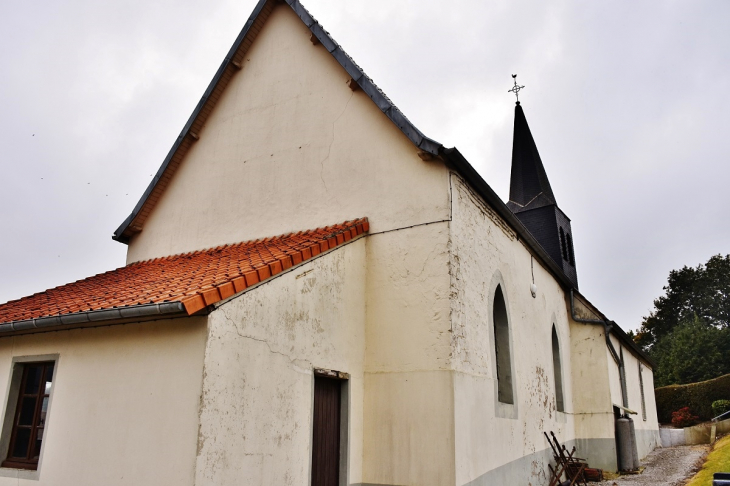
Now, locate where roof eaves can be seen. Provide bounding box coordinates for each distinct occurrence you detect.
[0,301,189,337]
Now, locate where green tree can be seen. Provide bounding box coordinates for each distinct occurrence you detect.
[650,316,730,387]
[636,254,730,349]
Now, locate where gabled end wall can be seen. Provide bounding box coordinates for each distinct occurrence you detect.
[125,3,450,263]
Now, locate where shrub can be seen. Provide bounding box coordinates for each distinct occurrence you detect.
[672,407,700,428]
[655,374,730,423]
[712,400,730,418]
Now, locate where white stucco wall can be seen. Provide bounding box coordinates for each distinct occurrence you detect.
[194,237,366,486]
[567,315,616,467]
[126,3,450,263]
[606,335,624,411]
[362,222,455,486]
[606,334,660,459]
[0,318,207,486]
[449,175,576,486]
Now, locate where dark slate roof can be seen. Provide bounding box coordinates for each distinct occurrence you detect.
[506,103,557,213]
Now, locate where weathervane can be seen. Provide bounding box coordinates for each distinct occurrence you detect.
[508,74,525,103]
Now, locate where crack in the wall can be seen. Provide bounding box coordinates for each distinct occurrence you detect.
[414,241,445,280]
[219,307,311,368]
[319,90,354,192]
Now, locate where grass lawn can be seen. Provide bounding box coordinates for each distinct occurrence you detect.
[686,434,730,486]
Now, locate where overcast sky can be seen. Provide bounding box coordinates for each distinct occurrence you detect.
[1,0,728,331]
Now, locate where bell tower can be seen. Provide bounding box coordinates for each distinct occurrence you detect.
[506,94,578,288]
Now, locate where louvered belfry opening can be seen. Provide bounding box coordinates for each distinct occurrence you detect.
[311,376,342,486]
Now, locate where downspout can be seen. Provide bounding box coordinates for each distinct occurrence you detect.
[570,289,628,409]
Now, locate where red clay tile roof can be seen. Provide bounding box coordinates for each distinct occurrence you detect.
[0,218,368,324]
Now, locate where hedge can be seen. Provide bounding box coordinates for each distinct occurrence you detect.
[655,374,730,423]
[713,400,730,417]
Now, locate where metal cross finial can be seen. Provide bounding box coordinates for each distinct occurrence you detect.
[508,74,525,103]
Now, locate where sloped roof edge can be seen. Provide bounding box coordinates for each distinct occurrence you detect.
[112,0,439,244]
[440,147,575,290]
[572,290,655,368]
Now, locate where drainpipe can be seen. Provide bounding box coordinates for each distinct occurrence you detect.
[570,289,628,409]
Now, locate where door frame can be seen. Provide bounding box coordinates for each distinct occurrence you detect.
[310,368,350,486]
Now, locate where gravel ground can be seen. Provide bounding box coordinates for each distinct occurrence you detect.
[596,445,709,486]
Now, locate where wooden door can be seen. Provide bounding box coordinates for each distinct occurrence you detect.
[311,376,341,486]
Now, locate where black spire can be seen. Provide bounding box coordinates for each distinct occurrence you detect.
[505,100,578,288]
[507,103,556,213]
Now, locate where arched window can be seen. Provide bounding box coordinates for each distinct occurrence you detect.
[559,227,568,261]
[552,325,565,412]
[493,285,514,404]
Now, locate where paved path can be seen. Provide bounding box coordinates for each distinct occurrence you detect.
[596,445,708,486]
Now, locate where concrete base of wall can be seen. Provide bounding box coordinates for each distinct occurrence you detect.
[685,425,713,445]
[660,418,730,447]
[354,431,660,485]
[462,438,619,486]
[635,428,662,460]
[660,427,685,447]
[659,427,685,447]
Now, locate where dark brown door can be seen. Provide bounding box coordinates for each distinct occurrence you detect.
[311,376,341,486]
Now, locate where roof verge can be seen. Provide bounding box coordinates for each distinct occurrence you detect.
[113,0,437,243]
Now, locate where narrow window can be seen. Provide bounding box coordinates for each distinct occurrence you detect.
[619,347,628,406]
[2,362,54,470]
[559,228,568,261]
[638,363,647,421]
[566,233,575,266]
[551,326,565,412]
[493,285,514,404]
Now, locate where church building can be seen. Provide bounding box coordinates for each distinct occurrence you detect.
[0,0,659,484]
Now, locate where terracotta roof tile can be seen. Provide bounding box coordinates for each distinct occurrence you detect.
[0,218,368,324]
